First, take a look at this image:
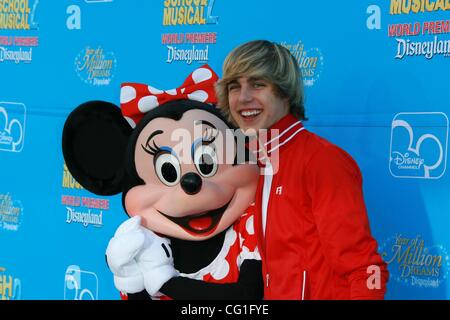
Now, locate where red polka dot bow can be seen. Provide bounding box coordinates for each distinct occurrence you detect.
[120,64,219,127]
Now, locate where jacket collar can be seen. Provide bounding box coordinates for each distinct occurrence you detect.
[250,114,304,166]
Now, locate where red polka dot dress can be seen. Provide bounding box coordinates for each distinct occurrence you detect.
[155,204,260,300]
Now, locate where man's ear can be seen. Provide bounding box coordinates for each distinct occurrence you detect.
[62,100,133,195]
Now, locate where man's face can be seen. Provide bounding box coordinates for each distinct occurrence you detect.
[227,76,290,134]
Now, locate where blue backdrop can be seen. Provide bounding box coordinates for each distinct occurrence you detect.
[1,0,449,300]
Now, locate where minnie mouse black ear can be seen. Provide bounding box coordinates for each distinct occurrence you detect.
[62,100,133,195]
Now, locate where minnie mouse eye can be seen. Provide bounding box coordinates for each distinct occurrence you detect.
[194,145,218,178]
[154,152,181,186]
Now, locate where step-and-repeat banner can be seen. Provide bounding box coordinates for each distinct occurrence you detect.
[0,0,449,300]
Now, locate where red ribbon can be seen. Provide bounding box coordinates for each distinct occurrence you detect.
[120,64,218,127]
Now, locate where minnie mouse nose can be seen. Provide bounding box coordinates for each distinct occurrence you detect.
[180,172,203,195]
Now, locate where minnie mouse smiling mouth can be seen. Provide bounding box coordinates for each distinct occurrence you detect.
[158,200,231,236]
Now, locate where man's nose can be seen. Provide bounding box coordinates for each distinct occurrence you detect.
[238,85,253,103]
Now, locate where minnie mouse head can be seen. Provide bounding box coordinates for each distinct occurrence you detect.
[62,65,259,241]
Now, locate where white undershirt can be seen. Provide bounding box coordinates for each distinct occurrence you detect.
[261,163,273,237]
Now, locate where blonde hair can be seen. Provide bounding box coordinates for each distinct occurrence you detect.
[216,40,305,121]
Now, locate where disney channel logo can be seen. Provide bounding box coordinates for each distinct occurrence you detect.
[389,112,448,179]
[380,234,449,288]
[281,41,324,87]
[0,267,22,300]
[0,102,26,152]
[74,46,117,86]
[64,265,98,300]
[0,193,24,232]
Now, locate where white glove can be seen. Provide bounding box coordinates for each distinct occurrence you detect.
[136,228,179,296]
[106,216,146,293]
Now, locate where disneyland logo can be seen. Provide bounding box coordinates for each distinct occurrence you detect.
[75,46,117,86]
[380,234,449,288]
[65,207,103,228]
[163,0,219,26]
[280,41,324,87]
[0,267,21,300]
[166,45,209,64]
[0,193,24,231]
[395,36,450,60]
[0,34,39,65]
[0,46,32,63]
[62,194,108,228]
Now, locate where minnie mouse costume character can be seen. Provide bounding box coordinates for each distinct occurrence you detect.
[62,65,263,300]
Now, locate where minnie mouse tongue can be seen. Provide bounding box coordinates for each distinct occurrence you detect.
[188,216,213,231]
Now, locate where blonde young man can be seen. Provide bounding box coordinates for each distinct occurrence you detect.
[216,40,389,300]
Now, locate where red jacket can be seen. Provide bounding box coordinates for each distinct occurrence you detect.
[253,114,388,300]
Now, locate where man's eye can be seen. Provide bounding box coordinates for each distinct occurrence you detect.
[228,84,239,92]
[254,82,265,88]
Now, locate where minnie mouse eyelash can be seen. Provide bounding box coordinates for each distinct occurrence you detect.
[141,130,164,156]
[203,127,217,143]
[142,139,162,156]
